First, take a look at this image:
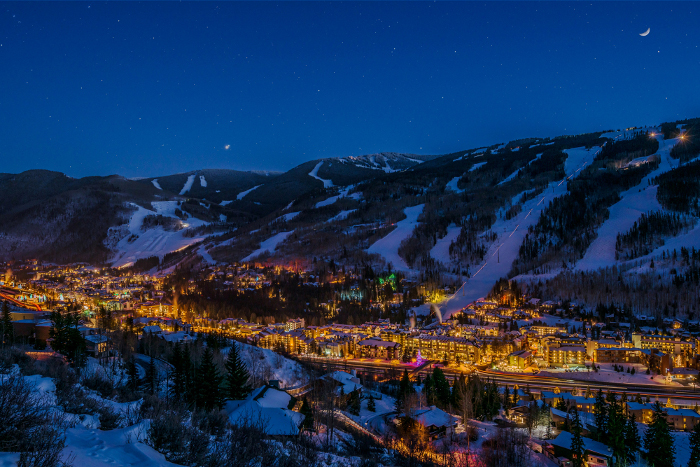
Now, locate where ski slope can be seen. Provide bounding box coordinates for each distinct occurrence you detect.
[111,202,208,268]
[469,161,487,172]
[327,209,356,223]
[576,135,680,271]
[430,224,461,264]
[199,175,207,187]
[179,174,195,195]
[237,184,262,200]
[367,204,424,271]
[309,162,334,188]
[445,176,464,193]
[151,179,162,190]
[437,146,601,319]
[242,231,293,262]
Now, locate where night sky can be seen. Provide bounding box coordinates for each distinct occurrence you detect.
[1,2,699,178]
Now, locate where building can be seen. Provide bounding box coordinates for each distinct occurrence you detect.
[508,350,533,369]
[548,432,613,467]
[357,339,400,360]
[548,346,586,367]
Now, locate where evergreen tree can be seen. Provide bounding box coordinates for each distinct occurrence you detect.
[593,389,609,440]
[182,345,197,406]
[433,368,451,407]
[607,400,626,464]
[225,342,251,400]
[49,311,86,366]
[300,397,314,432]
[126,356,139,392]
[570,408,585,467]
[367,394,376,413]
[170,343,186,401]
[198,347,223,411]
[1,301,13,347]
[625,414,641,466]
[688,421,700,467]
[144,356,158,395]
[348,389,361,416]
[644,402,676,467]
[503,385,512,415]
[423,373,436,406]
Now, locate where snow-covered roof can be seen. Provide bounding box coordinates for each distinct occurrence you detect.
[325,371,362,395]
[549,431,612,458]
[413,406,458,429]
[225,385,303,436]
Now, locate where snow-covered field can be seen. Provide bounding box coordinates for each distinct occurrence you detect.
[446,176,465,193]
[327,209,356,223]
[367,204,425,271]
[430,224,461,265]
[111,202,208,268]
[435,146,601,319]
[242,231,294,262]
[234,342,310,389]
[576,135,680,271]
[237,184,262,200]
[309,161,334,188]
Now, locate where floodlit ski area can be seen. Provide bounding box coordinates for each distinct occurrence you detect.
[437,146,601,320]
[576,135,681,271]
[367,204,425,271]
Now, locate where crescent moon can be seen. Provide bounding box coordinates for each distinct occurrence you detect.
[640,28,650,37]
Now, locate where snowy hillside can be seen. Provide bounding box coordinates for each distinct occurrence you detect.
[576,134,681,271]
[111,201,209,268]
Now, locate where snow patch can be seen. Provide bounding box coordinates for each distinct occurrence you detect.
[367,204,424,271]
[199,175,207,187]
[237,184,262,200]
[308,162,334,188]
[469,161,487,172]
[151,179,162,190]
[179,174,196,195]
[242,231,293,261]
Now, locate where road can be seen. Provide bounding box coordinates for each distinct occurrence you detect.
[298,356,700,402]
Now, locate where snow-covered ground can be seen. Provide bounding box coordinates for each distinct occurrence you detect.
[199,175,207,187]
[179,174,196,195]
[111,202,208,268]
[469,161,487,172]
[309,161,334,188]
[367,204,425,271]
[237,184,262,200]
[430,224,461,265]
[151,179,162,190]
[242,231,293,262]
[434,146,601,319]
[315,186,357,208]
[446,176,465,193]
[327,209,356,223]
[234,342,310,389]
[498,155,542,186]
[539,362,681,386]
[576,135,680,271]
[271,212,300,223]
[220,200,233,206]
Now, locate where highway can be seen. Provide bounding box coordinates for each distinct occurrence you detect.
[298,356,700,403]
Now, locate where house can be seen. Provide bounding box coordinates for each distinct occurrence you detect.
[323,370,362,395]
[412,406,459,439]
[356,338,400,360]
[548,431,613,467]
[225,385,304,436]
[85,334,109,357]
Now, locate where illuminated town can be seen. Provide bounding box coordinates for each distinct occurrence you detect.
[3,255,700,466]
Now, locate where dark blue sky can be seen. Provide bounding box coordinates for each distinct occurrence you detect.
[1,2,699,178]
